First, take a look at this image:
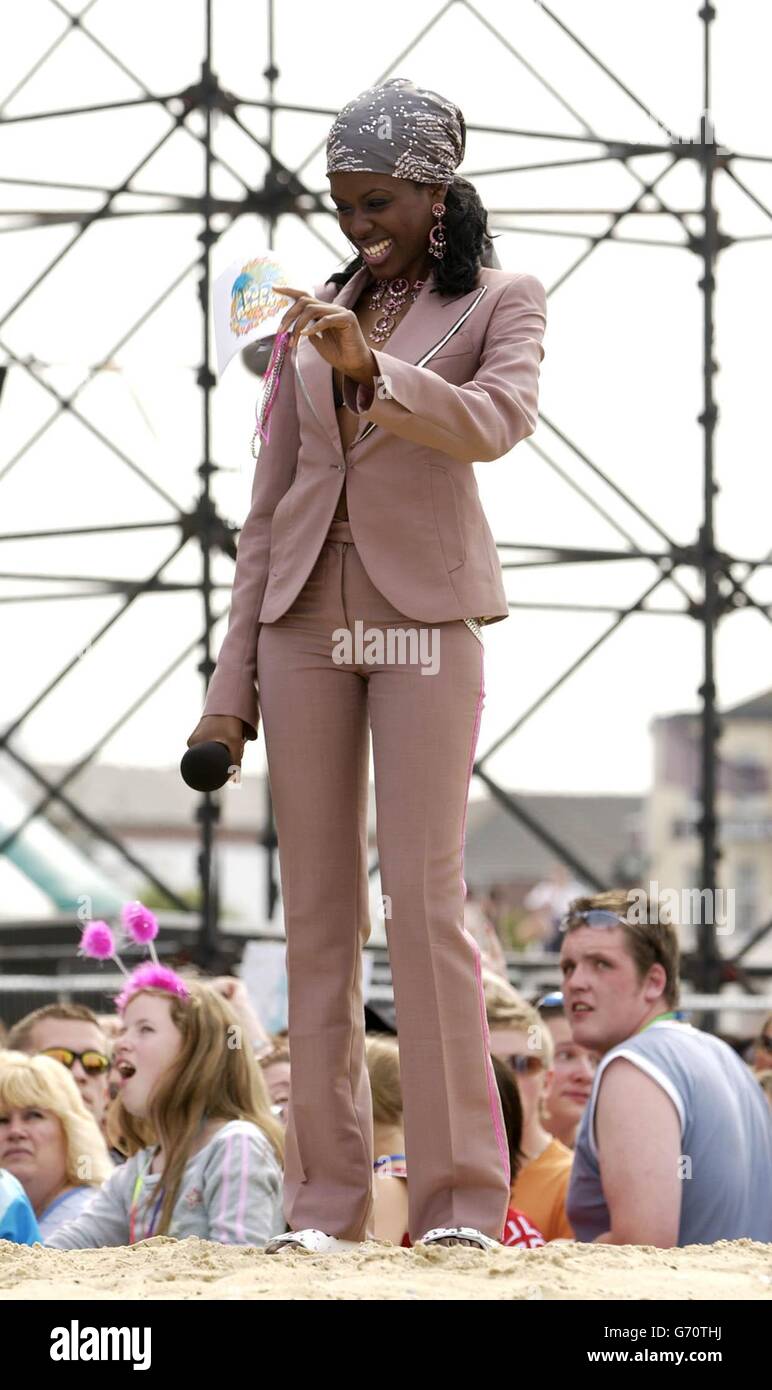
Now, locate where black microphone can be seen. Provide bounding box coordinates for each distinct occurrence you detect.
[180,740,235,792]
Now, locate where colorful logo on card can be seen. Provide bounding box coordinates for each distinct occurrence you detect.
[229,258,285,337]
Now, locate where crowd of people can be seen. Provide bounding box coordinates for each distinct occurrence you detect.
[1,889,771,1251]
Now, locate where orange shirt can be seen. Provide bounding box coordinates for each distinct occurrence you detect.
[510,1137,574,1241]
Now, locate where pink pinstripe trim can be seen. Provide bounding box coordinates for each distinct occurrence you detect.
[216,1133,232,1242]
[460,643,511,1184]
[459,647,484,875]
[214,1130,250,1243]
[234,1132,248,1242]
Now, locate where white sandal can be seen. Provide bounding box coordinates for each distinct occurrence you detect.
[418,1226,501,1251]
[264,1228,360,1255]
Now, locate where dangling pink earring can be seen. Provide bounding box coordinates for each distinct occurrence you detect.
[428,202,447,260]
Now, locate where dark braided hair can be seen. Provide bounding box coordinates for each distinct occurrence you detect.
[325,175,499,297]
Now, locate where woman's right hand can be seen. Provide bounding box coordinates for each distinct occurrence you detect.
[186,715,248,771]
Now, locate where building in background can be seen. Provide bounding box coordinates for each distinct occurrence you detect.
[1,764,643,947]
[649,688,772,960]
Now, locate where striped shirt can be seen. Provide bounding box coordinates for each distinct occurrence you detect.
[46,1119,284,1249]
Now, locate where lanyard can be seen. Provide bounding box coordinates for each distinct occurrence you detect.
[637,1010,677,1035]
[129,1149,164,1244]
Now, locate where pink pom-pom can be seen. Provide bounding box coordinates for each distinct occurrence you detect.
[121,900,159,945]
[115,962,191,1013]
[80,921,116,961]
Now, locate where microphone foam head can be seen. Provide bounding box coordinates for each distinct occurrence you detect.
[180,740,234,792]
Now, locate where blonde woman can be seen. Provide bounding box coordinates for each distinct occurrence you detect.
[485,997,574,1241]
[366,1032,546,1249]
[366,1034,409,1245]
[0,1050,112,1240]
[47,976,285,1248]
[258,1040,291,1128]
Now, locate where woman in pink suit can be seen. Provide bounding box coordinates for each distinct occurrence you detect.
[186,78,547,1253]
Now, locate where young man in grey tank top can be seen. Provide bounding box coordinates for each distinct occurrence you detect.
[558,891,772,1246]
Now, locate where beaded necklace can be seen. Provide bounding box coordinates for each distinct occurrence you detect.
[367,274,425,344]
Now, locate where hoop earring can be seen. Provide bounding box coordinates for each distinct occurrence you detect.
[428,202,447,260]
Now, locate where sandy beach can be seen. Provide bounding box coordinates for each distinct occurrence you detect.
[2,1237,770,1301]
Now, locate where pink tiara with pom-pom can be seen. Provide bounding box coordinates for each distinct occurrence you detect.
[79,900,190,1012]
[114,962,191,1013]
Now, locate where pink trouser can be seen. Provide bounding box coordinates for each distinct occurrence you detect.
[255,519,511,1242]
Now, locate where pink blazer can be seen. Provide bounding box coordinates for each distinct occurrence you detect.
[202,264,547,738]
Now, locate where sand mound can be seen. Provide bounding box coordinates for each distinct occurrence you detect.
[2,1237,771,1300]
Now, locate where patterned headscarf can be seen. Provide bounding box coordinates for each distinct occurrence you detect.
[326,77,466,184]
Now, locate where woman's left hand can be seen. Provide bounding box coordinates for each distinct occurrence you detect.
[274,285,376,382]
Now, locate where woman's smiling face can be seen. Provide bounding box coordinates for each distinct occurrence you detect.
[328,172,446,278]
[114,993,183,1119]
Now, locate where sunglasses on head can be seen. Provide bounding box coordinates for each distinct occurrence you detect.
[506,1054,544,1077]
[559,908,629,934]
[536,990,564,1010]
[39,1047,110,1077]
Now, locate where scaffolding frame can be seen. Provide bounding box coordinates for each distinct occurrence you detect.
[1,0,771,995]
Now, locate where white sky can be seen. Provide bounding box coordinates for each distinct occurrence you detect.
[1,0,771,799]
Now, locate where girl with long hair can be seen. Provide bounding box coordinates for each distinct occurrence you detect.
[47,974,284,1247]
